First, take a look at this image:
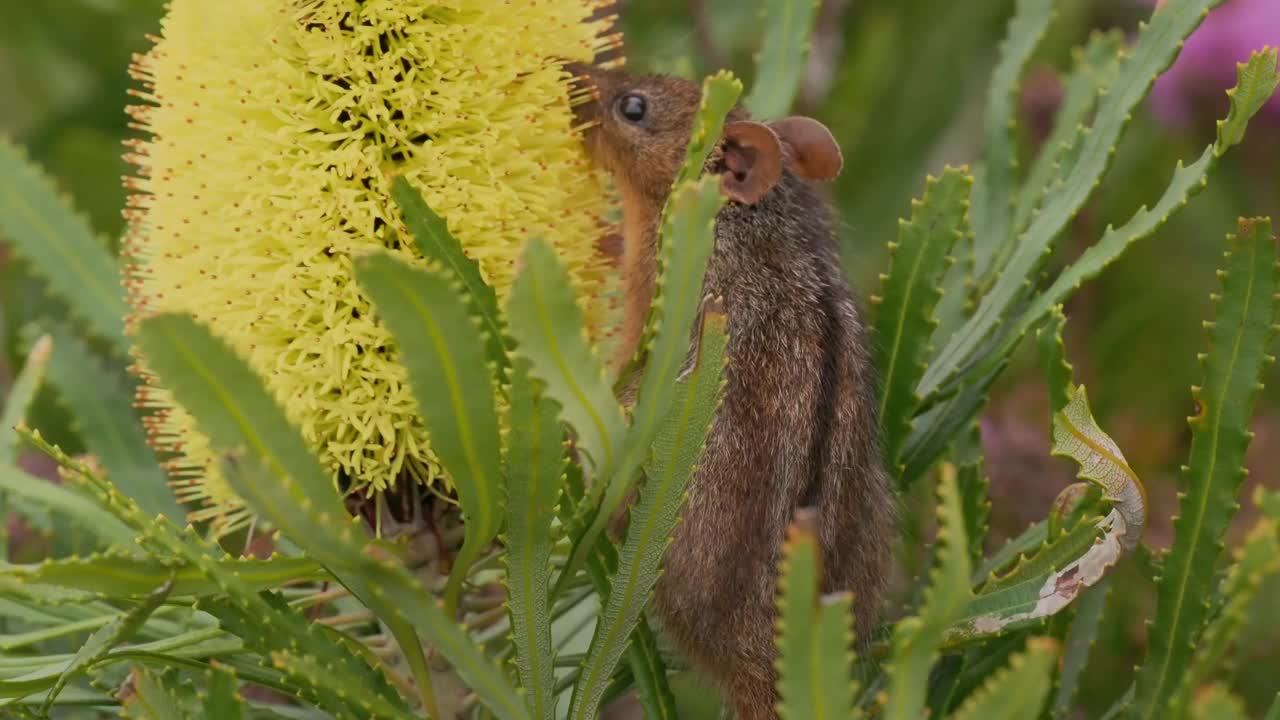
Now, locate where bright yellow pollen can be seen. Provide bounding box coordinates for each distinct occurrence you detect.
[124,0,620,532]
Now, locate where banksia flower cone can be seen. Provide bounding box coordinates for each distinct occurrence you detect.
[123,0,621,532]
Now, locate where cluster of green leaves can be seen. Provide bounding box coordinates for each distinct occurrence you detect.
[773,214,1277,719]
[1,0,1279,718]
[0,61,739,720]
[776,0,1280,715]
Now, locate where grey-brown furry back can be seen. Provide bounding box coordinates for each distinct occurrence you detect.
[651,168,895,719]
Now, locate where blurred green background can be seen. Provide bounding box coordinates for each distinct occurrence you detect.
[1,0,1277,716]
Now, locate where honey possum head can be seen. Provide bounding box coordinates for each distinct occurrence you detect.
[566,63,844,207]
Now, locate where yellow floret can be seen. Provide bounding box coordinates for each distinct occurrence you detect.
[124,0,620,533]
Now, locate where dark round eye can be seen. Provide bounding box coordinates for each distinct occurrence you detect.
[618,93,647,123]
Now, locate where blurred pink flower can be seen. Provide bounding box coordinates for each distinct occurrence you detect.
[1149,0,1280,127]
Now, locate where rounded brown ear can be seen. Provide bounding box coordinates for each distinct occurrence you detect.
[769,116,843,181]
[720,121,784,204]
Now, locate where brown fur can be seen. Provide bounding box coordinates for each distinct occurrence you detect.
[571,66,895,720]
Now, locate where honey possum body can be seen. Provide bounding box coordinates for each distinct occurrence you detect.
[569,65,896,720]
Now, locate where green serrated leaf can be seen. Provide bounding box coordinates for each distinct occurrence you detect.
[0,336,52,563]
[1,335,49,466]
[562,176,722,601]
[39,577,172,711]
[968,49,1280,398]
[0,590,113,628]
[744,0,821,119]
[1133,217,1279,720]
[0,664,65,699]
[1217,47,1280,153]
[952,427,990,567]
[7,427,376,712]
[0,137,128,351]
[507,237,625,491]
[884,464,972,720]
[963,148,1217,408]
[929,218,976,363]
[642,311,726,508]
[666,72,743,220]
[353,251,504,612]
[901,362,1002,487]
[970,0,1057,279]
[1051,384,1146,547]
[960,519,1099,617]
[268,649,415,720]
[921,0,1230,401]
[15,429,199,560]
[218,455,516,720]
[1,684,112,710]
[948,637,1058,720]
[569,310,727,720]
[80,635,297,704]
[135,315,352,559]
[774,511,858,720]
[0,597,154,680]
[390,177,507,375]
[1037,306,1074,414]
[943,385,1139,646]
[123,667,193,720]
[548,480,676,720]
[363,551,529,718]
[625,619,678,720]
[200,592,414,720]
[0,608,135,651]
[507,235,627,606]
[874,167,972,473]
[203,664,247,720]
[37,324,182,522]
[570,542,677,720]
[925,631,1029,717]
[0,464,133,547]
[1,553,327,598]
[1015,30,1125,236]
[1170,515,1280,717]
[134,316,521,719]
[1053,582,1110,719]
[503,359,566,720]
[0,577,158,624]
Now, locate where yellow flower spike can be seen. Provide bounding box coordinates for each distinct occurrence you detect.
[124,0,621,533]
